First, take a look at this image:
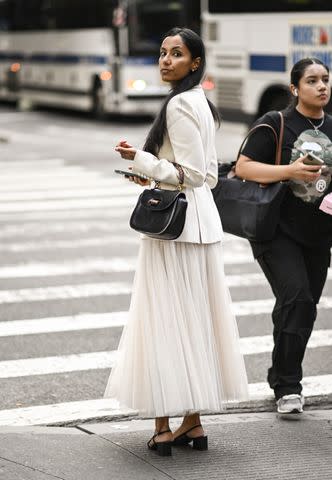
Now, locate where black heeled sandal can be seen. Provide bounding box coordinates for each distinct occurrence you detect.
[147,429,172,456]
[172,424,208,450]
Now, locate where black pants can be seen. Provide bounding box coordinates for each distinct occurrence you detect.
[256,231,330,400]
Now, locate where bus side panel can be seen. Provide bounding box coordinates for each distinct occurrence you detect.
[203,11,332,120]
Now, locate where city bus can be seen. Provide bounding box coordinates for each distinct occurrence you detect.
[202,0,332,123]
[0,0,200,116]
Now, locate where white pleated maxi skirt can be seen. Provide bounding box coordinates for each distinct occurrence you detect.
[104,238,249,417]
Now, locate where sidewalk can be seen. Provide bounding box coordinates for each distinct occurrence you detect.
[0,409,331,480]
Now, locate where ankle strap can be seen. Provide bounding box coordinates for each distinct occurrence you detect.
[156,428,171,435]
[183,424,202,435]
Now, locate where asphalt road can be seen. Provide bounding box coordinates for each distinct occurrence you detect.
[0,104,330,419]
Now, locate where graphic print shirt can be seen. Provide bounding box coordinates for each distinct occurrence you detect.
[241,108,332,253]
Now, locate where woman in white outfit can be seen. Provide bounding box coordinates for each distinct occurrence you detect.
[104,27,248,456]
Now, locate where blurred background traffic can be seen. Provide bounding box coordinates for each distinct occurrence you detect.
[0,0,331,123]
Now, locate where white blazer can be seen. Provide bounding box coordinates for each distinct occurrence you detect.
[132,85,223,244]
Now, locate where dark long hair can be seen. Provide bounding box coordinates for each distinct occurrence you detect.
[143,27,220,156]
[287,57,330,109]
[291,57,329,87]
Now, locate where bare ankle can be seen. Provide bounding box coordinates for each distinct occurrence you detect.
[182,414,201,428]
[155,416,170,432]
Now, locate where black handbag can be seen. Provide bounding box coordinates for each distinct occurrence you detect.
[129,164,188,240]
[212,111,287,242]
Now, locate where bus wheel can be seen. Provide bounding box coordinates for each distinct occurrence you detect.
[257,89,290,119]
[91,83,106,119]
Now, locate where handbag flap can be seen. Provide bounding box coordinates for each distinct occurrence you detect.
[139,188,185,211]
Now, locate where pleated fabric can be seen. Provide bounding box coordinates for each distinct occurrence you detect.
[104,239,249,417]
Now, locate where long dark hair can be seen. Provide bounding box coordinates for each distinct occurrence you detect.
[143,27,220,156]
[291,57,329,87]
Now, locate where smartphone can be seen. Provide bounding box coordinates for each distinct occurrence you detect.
[114,169,149,180]
[303,152,325,165]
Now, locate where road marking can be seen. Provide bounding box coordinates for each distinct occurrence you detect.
[0,398,136,426]
[248,374,332,398]
[0,158,65,168]
[0,178,137,192]
[226,269,332,287]
[0,221,129,238]
[0,351,118,378]
[0,235,138,252]
[0,239,252,264]
[234,295,332,315]
[0,255,257,278]
[0,257,137,278]
[226,272,269,287]
[0,209,133,222]
[0,305,331,355]
[0,312,128,336]
[240,329,332,354]
[0,169,108,184]
[0,282,132,304]
[0,186,138,202]
[0,236,252,255]
[0,374,331,426]
[2,260,332,308]
[0,196,137,212]
[0,255,329,287]
[0,330,330,378]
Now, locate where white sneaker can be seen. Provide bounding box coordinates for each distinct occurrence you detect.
[276,394,305,414]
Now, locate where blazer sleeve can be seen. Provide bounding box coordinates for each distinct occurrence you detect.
[132,94,206,188]
[205,148,218,189]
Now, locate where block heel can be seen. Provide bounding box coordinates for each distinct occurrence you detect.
[193,435,208,450]
[156,441,172,456]
[173,424,208,450]
[147,429,172,456]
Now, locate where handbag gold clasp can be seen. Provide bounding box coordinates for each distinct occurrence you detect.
[147,198,160,206]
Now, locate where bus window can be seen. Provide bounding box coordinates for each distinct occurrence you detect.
[207,1,332,13]
[7,0,118,31]
[128,0,184,55]
[11,0,46,30]
[0,0,10,31]
[42,0,117,30]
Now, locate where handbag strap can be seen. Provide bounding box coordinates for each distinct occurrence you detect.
[154,162,185,191]
[236,111,284,166]
[174,162,184,190]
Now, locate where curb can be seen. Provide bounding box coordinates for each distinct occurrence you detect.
[43,393,332,427]
[0,393,331,429]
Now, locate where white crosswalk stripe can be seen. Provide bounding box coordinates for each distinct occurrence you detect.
[0,157,331,426]
[0,178,137,192]
[0,208,133,221]
[0,282,132,304]
[0,158,65,168]
[0,196,137,212]
[0,235,138,252]
[0,258,137,278]
[0,313,331,355]
[0,221,129,238]
[0,186,139,201]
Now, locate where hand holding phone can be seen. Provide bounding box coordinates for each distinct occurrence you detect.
[114,169,149,181]
[303,152,325,166]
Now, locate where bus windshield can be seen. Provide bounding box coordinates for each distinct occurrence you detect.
[208,0,332,13]
[128,0,184,56]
